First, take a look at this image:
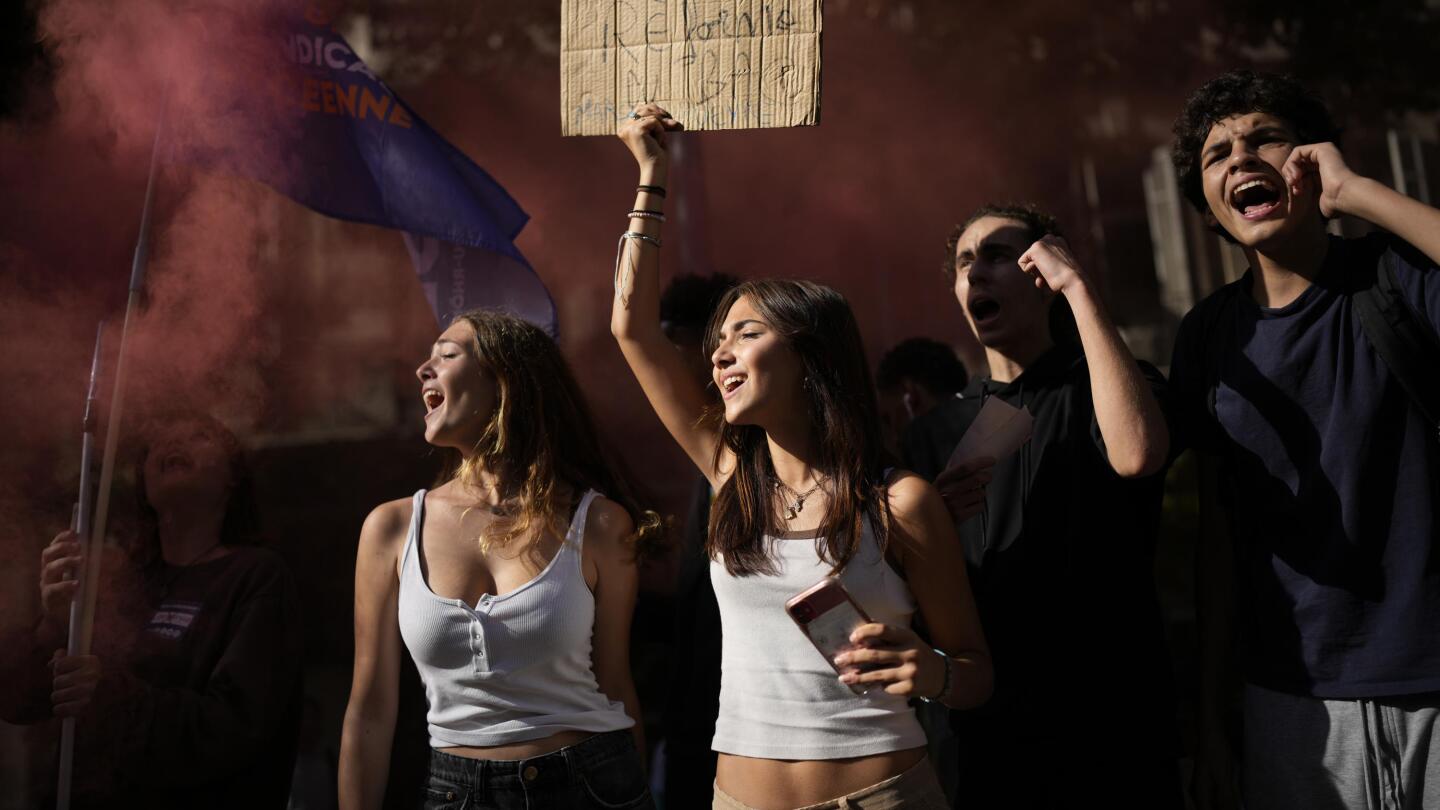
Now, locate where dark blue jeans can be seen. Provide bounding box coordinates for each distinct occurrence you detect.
[422,730,654,810]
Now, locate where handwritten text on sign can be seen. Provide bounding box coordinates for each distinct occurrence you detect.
[560,0,822,136]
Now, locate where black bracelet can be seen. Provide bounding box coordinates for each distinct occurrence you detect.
[636,184,667,198]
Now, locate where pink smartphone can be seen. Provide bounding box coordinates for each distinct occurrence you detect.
[785,577,873,695]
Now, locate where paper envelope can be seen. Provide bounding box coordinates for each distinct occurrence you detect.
[947,397,1034,468]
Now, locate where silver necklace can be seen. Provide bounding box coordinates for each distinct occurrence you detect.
[774,478,825,521]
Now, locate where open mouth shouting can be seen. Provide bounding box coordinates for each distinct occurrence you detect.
[422,387,445,418]
[968,293,1002,328]
[1230,174,1284,221]
[159,451,193,474]
[719,372,747,400]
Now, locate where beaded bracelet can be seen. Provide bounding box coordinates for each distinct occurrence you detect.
[636,184,667,198]
[920,649,952,704]
[627,210,666,223]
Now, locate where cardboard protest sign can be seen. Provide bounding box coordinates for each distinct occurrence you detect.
[947,397,1034,469]
[560,0,822,136]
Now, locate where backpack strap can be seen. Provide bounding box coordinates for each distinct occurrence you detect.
[1352,246,1440,442]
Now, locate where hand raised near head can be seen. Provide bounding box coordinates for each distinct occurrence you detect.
[1017,235,1091,297]
[1281,142,1357,219]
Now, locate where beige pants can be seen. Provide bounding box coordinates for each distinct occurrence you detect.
[712,758,948,810]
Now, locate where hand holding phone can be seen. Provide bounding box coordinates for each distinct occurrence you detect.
[785,577,872,695]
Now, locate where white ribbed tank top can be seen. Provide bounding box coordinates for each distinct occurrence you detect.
[397,489,634,748]
[710,519,927,759]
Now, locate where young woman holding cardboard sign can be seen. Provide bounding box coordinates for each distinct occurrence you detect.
[611,104,993,810]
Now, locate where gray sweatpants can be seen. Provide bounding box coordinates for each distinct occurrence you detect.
[1243,683,1440,810]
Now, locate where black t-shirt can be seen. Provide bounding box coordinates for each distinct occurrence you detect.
[908,345,1177,749]
[901,393,969,483]
[1169,234,1440,699]
[662,476,723,808]
[4,545,304,808]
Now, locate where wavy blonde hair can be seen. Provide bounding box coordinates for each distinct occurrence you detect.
[441,309,665,558]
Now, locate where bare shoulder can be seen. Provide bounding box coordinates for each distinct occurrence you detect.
[881,470,961,580]
[882,469,952,559]
[583,495,637,559]
[359,496,414,558]
[883,469,942,521]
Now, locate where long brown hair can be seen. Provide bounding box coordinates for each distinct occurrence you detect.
[441,309,664,558]
[704,280,890,576]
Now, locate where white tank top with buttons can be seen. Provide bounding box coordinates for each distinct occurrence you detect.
[710,518,928,759]
[397,489,634,748]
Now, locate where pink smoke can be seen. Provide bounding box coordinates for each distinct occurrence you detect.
[0,0,421,637]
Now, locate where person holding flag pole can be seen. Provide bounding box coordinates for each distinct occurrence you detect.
[6,408,308,808]
[3,1,556,803]
[1,109,305,808]
[52,321,104,810]
[50,102,169,810]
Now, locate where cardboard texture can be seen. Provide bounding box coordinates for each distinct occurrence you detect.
[946,397,1034,469]
[560,0,823,136]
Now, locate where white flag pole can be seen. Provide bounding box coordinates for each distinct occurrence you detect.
[56,96,166,809]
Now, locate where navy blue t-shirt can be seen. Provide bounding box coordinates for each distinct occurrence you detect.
[1170,233,1440,699]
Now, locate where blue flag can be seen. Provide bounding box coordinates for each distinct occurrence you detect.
[198,6,556,334]
[402,234,557,333]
